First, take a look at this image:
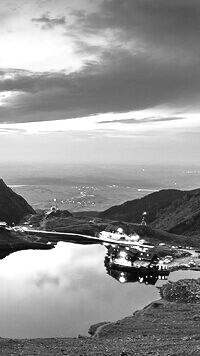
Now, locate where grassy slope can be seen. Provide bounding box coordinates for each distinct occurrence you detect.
[25,213,200,248]
[0,228,53,259]
[99,188,200,238]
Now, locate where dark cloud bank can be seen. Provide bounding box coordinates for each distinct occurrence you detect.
[1,0,200,123]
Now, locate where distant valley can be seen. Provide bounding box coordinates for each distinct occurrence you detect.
[1,177,200,250]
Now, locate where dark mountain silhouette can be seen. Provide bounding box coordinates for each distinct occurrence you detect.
[0,178,35,224]
[99,189,185,223]
[99,188,200,237]
[151,189,200,236]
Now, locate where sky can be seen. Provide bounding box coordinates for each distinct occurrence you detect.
[0,0,200,166]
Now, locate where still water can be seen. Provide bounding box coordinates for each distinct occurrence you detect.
[0,242,199,339]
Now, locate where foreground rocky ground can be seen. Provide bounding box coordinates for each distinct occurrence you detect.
[1,279,200,356]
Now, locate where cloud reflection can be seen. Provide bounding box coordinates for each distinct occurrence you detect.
[0,243,159,338]
[34,273,60,288]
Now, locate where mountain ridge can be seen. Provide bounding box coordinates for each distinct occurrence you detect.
[99,188,200,237]
[0,178,35,224]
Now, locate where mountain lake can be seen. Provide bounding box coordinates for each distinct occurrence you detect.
[0,242,199,338]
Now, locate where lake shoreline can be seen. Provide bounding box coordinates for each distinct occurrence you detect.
[0,279,200,355]
[1,225,200,355]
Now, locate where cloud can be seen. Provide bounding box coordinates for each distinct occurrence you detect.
[99,116,186,125]
[32,13,66,30]
[0,45,200,124]
[0,127,26,134]
[1,1,200,124]
[72,0,200,59]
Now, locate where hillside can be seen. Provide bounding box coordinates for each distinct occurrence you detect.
[99,188,200,237]
[22,208,200,248]
[0,178,35,224]
[150,189,200,235]
[1,178,200,248]
[99,189,185,223]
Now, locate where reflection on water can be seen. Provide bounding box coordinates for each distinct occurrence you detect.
[104,245,170,285]
[106,268,169,285]
[0,242,199,339]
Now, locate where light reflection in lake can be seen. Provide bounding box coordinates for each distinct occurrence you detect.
[0,242,199,338]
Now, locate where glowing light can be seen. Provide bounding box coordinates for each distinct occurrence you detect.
[119,276,126,283]
[119,251,127,258]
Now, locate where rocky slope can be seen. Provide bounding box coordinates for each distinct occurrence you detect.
[159,278,200,303]
[0,178,35,224]
[99,188,200,237]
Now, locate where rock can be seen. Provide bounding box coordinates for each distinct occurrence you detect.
[182,336,190,341]
[159,279,200,303]
[149,301,165,309]
[192,314,200,320]
[88,322,109,336]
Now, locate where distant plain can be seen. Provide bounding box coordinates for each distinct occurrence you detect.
[2,163,200,212]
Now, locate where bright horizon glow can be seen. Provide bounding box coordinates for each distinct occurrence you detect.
[0,109,198,135]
